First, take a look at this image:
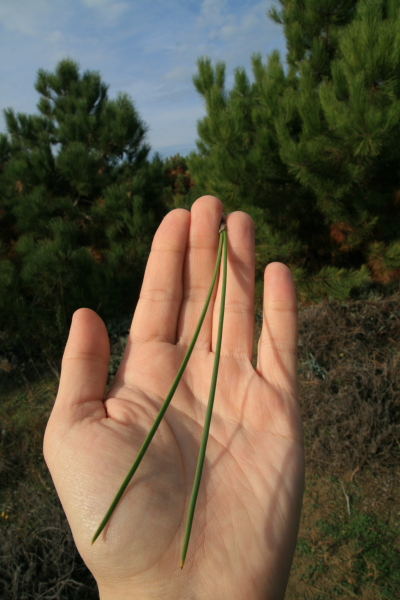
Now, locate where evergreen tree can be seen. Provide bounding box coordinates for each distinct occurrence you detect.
[268,0,358,81]
[162,154,197,209]
[0,133,13,253]
[0,59,166,362]
[189,0,400,299]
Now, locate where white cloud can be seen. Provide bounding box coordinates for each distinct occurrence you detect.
[163,65,194,86]
[0,0,52,35]
[145,102,204,151]
[80,0,130,27]
[243,10,259,30]
[46,30,64,44]
[197,0,273,46]
[82,0,110,6]
[215,23,238,41]
[197,1,286,71]
[198,0,229,28]
[82,0,126,8]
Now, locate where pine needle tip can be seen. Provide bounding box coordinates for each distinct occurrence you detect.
[91,531,100,545]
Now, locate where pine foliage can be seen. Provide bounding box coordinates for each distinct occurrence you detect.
[0,59,165,362]
[189,0,400,300]
[162,154,197,209]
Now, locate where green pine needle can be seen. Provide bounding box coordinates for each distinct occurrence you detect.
[181,226,228,568]
[92,219,227,552]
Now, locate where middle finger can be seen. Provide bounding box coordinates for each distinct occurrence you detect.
[177,195,224,350]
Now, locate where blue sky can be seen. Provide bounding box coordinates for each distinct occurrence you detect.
[0,0,287,157]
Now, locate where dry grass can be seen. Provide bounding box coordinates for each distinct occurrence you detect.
[0,378,98,599]
[298,297,400,473]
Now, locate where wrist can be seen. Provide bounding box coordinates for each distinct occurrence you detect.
[98,581,184,600]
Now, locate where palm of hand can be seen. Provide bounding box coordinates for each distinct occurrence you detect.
[44,198,304,600]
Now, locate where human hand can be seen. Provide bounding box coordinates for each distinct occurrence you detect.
[44,196,304,600]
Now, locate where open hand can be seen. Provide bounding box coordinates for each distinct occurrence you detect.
[44,196,304,600]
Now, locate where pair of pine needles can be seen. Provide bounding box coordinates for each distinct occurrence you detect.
[91,215,228,569]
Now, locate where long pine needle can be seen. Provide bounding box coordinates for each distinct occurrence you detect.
[92,226,225,545]
[181,226,228,568]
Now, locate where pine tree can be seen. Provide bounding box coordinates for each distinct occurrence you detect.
[162,154,197,209]
[0,59,165,361]
[0,133,14,254]
[189,0,400,300]
[268,0,358,81]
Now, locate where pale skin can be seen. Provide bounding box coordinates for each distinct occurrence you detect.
[44,196,304,600]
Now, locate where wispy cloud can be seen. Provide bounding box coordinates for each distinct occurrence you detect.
[81,0,130,27]
[0,0,53,35]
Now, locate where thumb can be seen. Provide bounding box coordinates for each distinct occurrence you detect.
[52,308,110,425]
